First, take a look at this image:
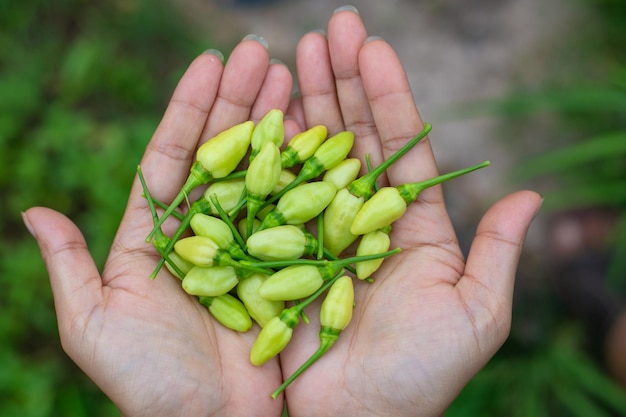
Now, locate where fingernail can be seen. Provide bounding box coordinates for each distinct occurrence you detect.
[242,34,269,49]
[308,28,327,37]
[365,35,384,43]
[21,211,37,239]
[333,5,359,15]
[269,58,284,66]
[203,48,224,62]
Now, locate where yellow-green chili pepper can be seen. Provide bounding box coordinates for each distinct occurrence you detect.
[245,141,283,236]
[182,265,239,297]
[164,251,194,280]
[280,125,327,168]
[323,124,432,256]
[270,275,354,398]
[351,160,490,235]
[266,130,354,206]
[147,120,254,242]
[246,225,317,261]
[250,273,342,366]
[322,157,362,190]
[199,294,252,332]
[236,273,285,327]
[355,227,391,280]
[257,181,337,231]
[250,109,284,161]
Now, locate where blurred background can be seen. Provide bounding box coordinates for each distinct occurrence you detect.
[1,0,624,415]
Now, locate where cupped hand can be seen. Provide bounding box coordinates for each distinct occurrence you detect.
[23,37,294,417]
[278,9,542,417]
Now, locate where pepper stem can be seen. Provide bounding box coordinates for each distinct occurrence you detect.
[239,248,400,270]
[146,161,213,242]
[397,160,490,205]
[270,327,340,399]
[348,123,432,200]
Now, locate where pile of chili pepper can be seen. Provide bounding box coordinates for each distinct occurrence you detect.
[139,109,489,399]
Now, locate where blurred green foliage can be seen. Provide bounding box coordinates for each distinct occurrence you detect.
[449,0,626,415]
[0,0,206,414]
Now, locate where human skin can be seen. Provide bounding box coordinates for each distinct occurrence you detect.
[23,7,542,417]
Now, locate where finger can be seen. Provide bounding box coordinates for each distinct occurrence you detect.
[327,8,381,174]
[202,35,270,140]
[249,60,293,123]
[138,51,225,204]
[22,207,103,348]
[295,31,344,134]
[459,190,542,336]
[358,38,437,189]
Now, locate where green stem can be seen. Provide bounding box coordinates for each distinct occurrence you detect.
[397,160,490,205]
[146,161,213,242]
[240,248,400,271]
[348,123,432,200]
[316,212,325,260]
[208,194,247,251]
[270,327,340,399]
[137,166,185,279]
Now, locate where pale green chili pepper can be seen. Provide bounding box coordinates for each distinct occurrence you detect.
[182,265,239,297]
[323,124,432,256]
[199,294,252,332]
[245,141,283,236]
[146,120,254,242]
[257,181,337,231]
[270,275,354,398]
[236,273,285,327]
[254,248,400,301]
[351,160,490,235]
[174,235,272,275]
[250,273,342,366]
[271,169,298,196]
[322,157,361,190]
[265,130,354,206]
[246,225,317,261]
[250,109,284,161]
[280,125,327,168]
[355,226,391,280]
[164,251,194,280]
[190,213,250,261]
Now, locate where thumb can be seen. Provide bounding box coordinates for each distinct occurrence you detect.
[458,190,542,340]
[22,207,103,345]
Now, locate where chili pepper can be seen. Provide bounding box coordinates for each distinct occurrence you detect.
[322,124,432,256]
[174,235,273,275]
[236,273,285,327]
[204,179,247,216]
[270,275,354,399]
[146,120,254,242]
[257,181,337,231]
[265,130,354,206]
[351,160,490,235]
[164,251,194,280]
[355,226,391,280]
[271,169,297,196]
[322,158,361,190]
[280,125,327,168]
[190,213,250,260]
[255,248,400,301]
[245,141,283,236]
[250,273,342,366]
[182,265,239,297]
[246,225,317,261]
[199,294,252,332]
[249,313,295,366]
[250,109,284,161]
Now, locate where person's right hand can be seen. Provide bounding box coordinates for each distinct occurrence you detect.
[23,36,294,417]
